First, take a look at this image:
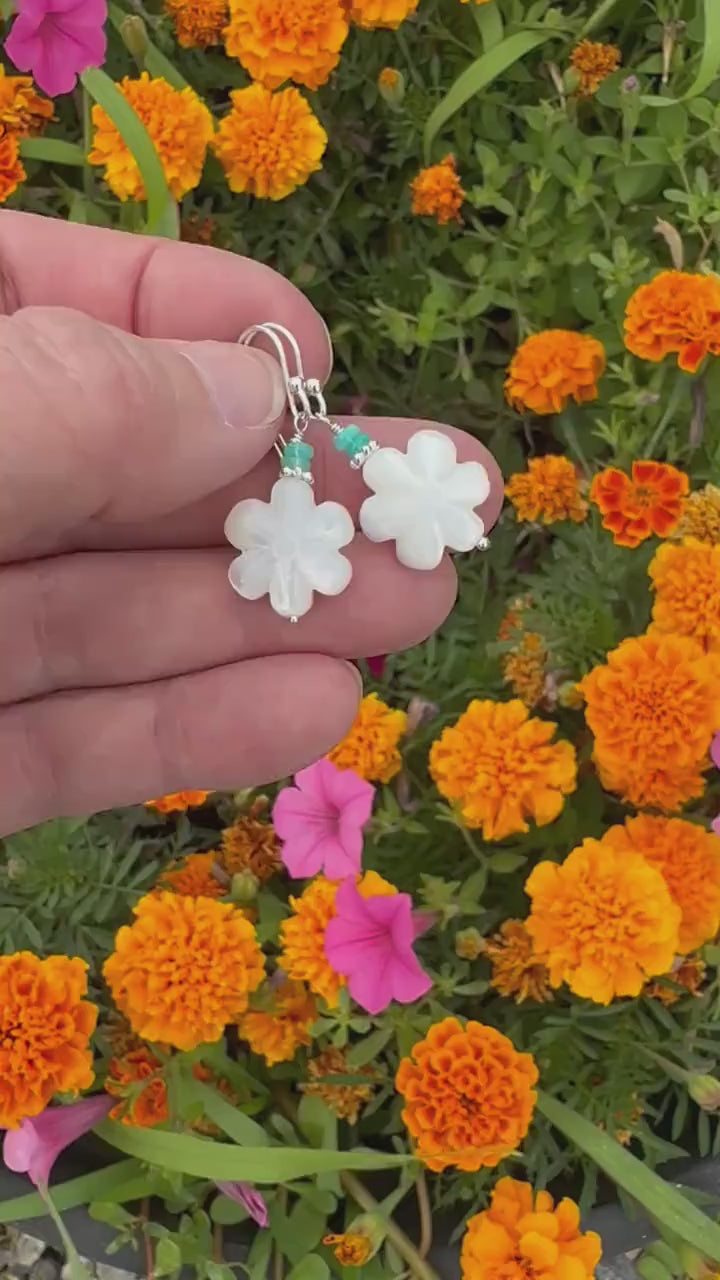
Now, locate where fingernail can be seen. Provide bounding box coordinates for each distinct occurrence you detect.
[180,342,287,431]
[343,661,364,697]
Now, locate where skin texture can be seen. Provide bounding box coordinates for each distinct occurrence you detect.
[0,212,504,835]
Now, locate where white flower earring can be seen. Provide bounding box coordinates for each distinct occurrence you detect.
[224,324,354,622]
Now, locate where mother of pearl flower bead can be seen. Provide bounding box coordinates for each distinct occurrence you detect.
[359,429,490,571]
[225,475,354,620]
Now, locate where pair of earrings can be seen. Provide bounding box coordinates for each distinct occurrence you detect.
[224,322,491,621]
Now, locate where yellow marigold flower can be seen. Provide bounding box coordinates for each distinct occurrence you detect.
[279,871,396,1007]
[484,920,552,1004]
[0,953,97,1129]
[526,839,681,1004]
[579,632,720,810]
[505,330,606,416]
[0,131,25,205]
[646,956,706,1005]
[145,790,213,814]
[214,84,326,200]
[347,0,417,29]
[429,699,577,841]
[460,1178,602,1280]
[624,270,720,374]
[324,1235,371,1267]
[165,0,227,45]
[649,538,720,653]
[506,455,588,525]
[160,851,225,899]
[238,979,317,1065]
[327,692,407,782]
[410,154,465,225]
[601,815,720,953]
[0,67,52,136]
[502,634,547,708]
[675,485,720,544]
[224,0,348,90]
[89,74,213,202]
[396,1018,538,1172]
[302,1046,377,1122]
[220,810,282,882]
[570,39,621,95]
[103,890,264,1051]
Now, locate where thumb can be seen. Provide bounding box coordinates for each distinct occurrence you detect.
[0,305,289,557]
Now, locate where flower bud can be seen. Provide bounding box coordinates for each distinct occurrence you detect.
[455,927,485,961]
[324,1213,386,1266]
[231,870,259,904]
[688,1074,720,1111]
[377,67,405,105]
[557,680,584,710]
[119,14,149,60]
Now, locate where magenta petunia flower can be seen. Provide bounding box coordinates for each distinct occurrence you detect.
[216,1182,269,1228]
[324,878,432,1015]
[4,0,107,98]
[3,1095,112,1188]
[366,655,387,679]
[272,758,374,881]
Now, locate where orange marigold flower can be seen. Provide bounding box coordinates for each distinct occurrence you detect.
[220,812,282,881]
[396,1017,538,1173]
[214,84,326,200]
[484,920,552,1004]
[0,67,52,135]
[107,1045,168,1128]
[347,0,417,29]
[506,330,605,416]
[89,74,213,202]
[649,538,720,653]
[459,0,492,4]
[570,39,621,95]
[506,455,588,525]
[0,953,97,1129]
[624,270,720,374]
[302,1046,377,1122]
[579,632,720,810]
[224,0,348,90]
[525,839,681,1004]
[590,460,688,549]
[378,66,400,88]
[429,699,577,841]
[323,1235,371,1267]
[601,815,720,953]
[502,634,547,708]
[145,789,213,814]
[675,485,720,544]
[460,1177,602,1280]
[646,956,706,1005]
[238,979,317,1065]
[327,693,407,783]
[0,130,25,205]
[160,851,226,899]
[165,0,228,45]
[279,871,395,1007]
[410,154,464,226]
[103,890,264,1051]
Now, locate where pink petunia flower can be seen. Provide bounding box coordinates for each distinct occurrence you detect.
[366,655,387,679]
[324,878,432,1015]
[3,1095,113,1188]
[4,0,107,98]
[713,815,720,840]
[216,1181,269,1228]
[272,758,374,880]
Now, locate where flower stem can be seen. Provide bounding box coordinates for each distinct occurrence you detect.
[38,1185,92,1280]
[340,1172,442,1280]
[416,1169,433,1260]
[579,0,621,37]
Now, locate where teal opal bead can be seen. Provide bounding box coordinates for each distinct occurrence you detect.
[334,424,371,457]
[282,440,314,471]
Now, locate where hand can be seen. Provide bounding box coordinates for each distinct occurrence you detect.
[0,212,503,835]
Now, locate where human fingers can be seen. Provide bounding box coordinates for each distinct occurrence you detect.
[0,542,456,704]
[75,418,505,552]
[0,305,292,560]
[0,655,361,836]
[0,212,331,378]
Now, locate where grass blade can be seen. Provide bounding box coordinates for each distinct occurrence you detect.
[0,1160,152,1223]
[19,138,86,166]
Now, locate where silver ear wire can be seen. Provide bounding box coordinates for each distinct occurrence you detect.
[239,322,315,442]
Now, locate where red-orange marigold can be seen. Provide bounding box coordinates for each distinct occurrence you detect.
[625,270,720,374]
[591,460,689,548]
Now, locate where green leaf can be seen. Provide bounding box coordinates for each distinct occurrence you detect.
[106,2,191,89]
[0,1160,152,1223]
[19,138,86,166]
[95,1122,410,1182]
[642,0,720,105]
[80,67,178,238]
[348,1027,393,1067]
[538,1092,720,1261]
[209,1195,249,1227]
[424,31,554,159]
[488,851,527,874]
[191,1081,271,1147]
[286,1257,329,1280]
[472,1,503,51]
[297,1095,338,1151]
[155,1237,183,1276]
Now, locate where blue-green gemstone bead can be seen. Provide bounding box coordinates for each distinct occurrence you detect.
[282,441,313,470]
[334,425,370,457]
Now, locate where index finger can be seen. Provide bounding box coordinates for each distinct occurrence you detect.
[0,211,332,377]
